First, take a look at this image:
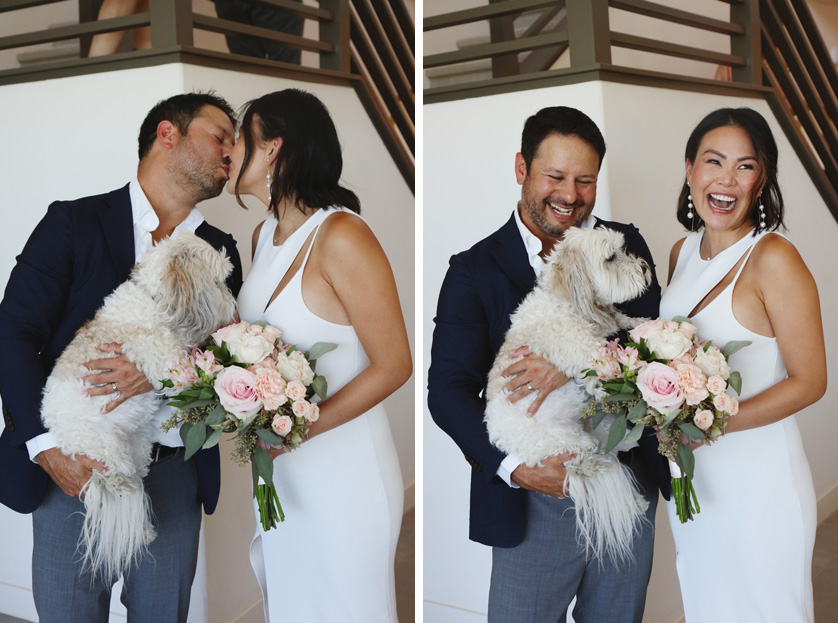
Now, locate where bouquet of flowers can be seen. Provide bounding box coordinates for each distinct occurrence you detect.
[582,316,748,523]
[160,321,336,531]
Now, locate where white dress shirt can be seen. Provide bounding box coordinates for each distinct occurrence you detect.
[26,179,206,461]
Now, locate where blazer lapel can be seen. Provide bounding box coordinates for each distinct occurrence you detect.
[98,184,135,283]
[489,213,537,292]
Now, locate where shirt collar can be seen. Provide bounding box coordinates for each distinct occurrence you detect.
[129,178,205,235]
[513,205,597,275]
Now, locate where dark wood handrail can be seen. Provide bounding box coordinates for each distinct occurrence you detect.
[0,0,414,194]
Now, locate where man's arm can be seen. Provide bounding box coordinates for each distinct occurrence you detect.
[0,203,103,497]
[428,254,507,483]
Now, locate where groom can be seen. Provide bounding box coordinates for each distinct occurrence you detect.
[0,92,243,621]
[428,106,670,622]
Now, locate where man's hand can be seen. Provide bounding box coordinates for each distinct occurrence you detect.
[36,447,106,498]
[83,343,154,414]
[502,346,570,416]
[510,452,576,498]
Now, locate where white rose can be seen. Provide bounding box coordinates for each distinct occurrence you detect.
[274,350,315,385]
[694,346,731,380]
[228,333,274,365]
[646,329,692,361]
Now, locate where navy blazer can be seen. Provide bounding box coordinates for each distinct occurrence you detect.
[428,214,669,548]
[0,184,243,515]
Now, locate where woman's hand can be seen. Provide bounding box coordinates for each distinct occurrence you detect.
[502,346,569,416]
[82,343,154,413]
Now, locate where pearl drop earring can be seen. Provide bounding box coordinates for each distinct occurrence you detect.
[266,160,272,190]
[758,195,766,229]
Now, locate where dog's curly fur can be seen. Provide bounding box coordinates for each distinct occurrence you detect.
[484,227,651,563]
[40,233,237,580]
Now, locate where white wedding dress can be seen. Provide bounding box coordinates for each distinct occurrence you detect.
[237,207,404,622]
[660,231,816,622]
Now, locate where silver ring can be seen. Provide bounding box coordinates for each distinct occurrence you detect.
[111,382,118,393]
[526,383,535,392]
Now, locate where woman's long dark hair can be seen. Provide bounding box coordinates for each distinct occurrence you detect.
[676,107,784,234]
[233,89,360,217]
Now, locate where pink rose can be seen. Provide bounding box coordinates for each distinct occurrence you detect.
[727,396,739,416]
[272,414,293,437]
[212,321,248,347]
[309,403,320,422]
[636,362,685,414]
[629,318,667,343]
[694,409,714,431]
[674,363,709,406]
[285,380,307,401]
[215,367,263,424]
[713,393,735,414]
[706,375,727,395]
[252,367,288,411]
[261,324,283,343]
[291,399,311,419]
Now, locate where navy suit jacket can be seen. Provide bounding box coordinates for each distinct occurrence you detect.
[428,214,670,548]
[0,184,243,515]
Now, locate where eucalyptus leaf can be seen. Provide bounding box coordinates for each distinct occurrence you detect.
[307,342,338,361]
[198,387,214,401]
[619,382,636,395]
[660,409,681,429]
[179,422,193,446]
[728,371,743,395]
[202,428,223,449]
[256,428,284,446]
[627,400,647,423]
[604,392,636,403]
[184,422,208,460]
[252,447,274,485]
[592,407,608,429]
[160,379,174,388]
[624,422,645,445]
[671,315,692,324]
[679,421,706,440]
[311,375,328,400]
[205,404,228,427]
[676,443,696,480]
[722,340,751,359]
[605,414,627,454]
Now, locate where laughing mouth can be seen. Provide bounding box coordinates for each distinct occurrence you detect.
[548,202,574,216]
[707,193,737,211]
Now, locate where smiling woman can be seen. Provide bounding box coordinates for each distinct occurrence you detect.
[661,107,825,622]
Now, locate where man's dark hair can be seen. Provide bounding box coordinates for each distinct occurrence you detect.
[520,106,607,171]
[137,92,236,160]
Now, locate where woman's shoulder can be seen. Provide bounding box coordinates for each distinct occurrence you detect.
[318,209,376,247]
[748,231,809,281]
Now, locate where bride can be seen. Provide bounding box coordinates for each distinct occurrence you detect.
[227,89,412,622]
[660,107,825,622]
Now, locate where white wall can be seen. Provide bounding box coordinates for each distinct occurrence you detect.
[0,62,414,623]
[423,81,838,622]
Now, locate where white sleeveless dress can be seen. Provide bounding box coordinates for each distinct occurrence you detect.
[660,231,816,622]
[237,207,404,622]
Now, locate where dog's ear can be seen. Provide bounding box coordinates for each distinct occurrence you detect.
[546,229,615,329]
[158,238,236,342]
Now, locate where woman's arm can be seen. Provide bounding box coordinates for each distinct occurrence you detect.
[298,213,411,441]
[723,234,826,434]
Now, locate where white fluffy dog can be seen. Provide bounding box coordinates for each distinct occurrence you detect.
[485,226,651,563]
[41,233,237,580]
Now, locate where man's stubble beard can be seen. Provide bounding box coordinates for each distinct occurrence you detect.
[521,196,590,238]
[171,138,227,203]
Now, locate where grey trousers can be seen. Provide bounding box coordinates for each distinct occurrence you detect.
[488,449,658,623]
[32,449,202,623]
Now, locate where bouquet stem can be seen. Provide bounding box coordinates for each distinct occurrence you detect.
[670,474,700,523]
[256,482,285,531]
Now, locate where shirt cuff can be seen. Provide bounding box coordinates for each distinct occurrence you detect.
[497,454,523,488]
[26,431,58,463]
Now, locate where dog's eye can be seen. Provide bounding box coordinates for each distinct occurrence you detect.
[605,254,616,262]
